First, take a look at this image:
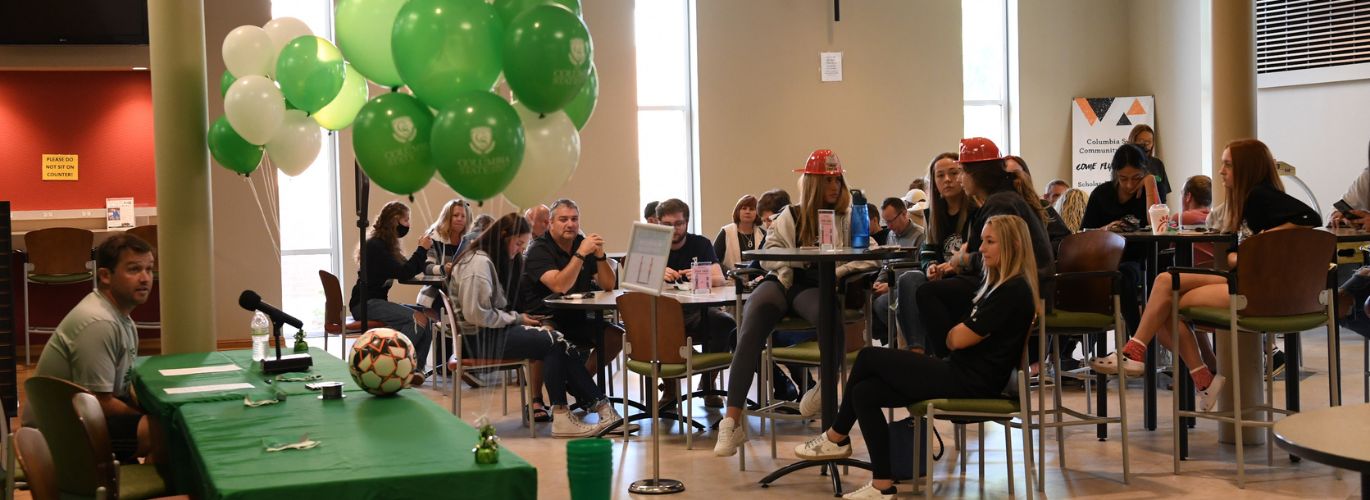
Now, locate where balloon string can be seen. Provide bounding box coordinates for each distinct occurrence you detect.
[246,177,282,263]
[259,160,281,228]
[251,170,281,257]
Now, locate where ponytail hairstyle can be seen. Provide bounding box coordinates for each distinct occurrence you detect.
[976,214,1040,315]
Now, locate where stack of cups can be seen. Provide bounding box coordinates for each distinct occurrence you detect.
[566,438,612,499]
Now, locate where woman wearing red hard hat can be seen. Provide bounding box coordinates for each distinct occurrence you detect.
[714,148,876,457]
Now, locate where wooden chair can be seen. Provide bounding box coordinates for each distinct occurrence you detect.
[1034,230,1131,487]
[438,291,534,437]
[70,393,179,500]
[318,270,383,358]
[1169,227,1335,488]
[910,316,1038,499]
[14,427,58,500]
[125,226,161,335]
[23,227,95,365]
[616,292,733,449]
[23,376,170,500]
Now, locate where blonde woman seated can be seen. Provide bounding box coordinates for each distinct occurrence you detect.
[792,214,1041,500]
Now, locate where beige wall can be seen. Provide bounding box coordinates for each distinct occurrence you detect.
[1128,0,1206,211]
[205,0,276,341]
[694,0,963,234]
[1258,80,1370,217]
[1016,0,1132,193]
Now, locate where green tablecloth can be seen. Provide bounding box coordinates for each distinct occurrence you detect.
[177,390,537,500]
[130,349,535,499]
[131,348,361,421]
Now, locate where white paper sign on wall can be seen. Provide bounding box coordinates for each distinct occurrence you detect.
[820,52,843,82]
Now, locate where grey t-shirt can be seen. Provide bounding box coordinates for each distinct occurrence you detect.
[33,291,139,396]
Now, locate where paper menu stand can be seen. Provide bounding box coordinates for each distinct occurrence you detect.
[621,222,674,296]
[106,197,135,230]
[818,209,836,251]
[691,260,711,294]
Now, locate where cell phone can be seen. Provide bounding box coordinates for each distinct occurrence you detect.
[1335,200,1361,220]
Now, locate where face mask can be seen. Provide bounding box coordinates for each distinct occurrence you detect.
[396,224,410,237]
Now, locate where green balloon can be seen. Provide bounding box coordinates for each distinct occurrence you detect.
[492,0,581,28]
[220,70,236,98]
[315,64,370,131]
[563,63,597,130]
[276,35,346,113]
[392,0,504,110]
[353,93,436,194]
[207,116,263,175]
[336,0,408,87]
[503,4,592,114]
[431,91,525,200]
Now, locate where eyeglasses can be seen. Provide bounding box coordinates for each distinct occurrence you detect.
[661,220,689,229]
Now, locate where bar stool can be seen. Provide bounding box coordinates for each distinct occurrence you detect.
[22,228,95,365]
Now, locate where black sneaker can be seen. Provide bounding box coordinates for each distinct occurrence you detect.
[1270,348,1287,379]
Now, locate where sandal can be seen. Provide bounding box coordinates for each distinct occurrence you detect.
[526,400,552,424]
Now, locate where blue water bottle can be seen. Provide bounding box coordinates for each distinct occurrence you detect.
[850,189,870,249]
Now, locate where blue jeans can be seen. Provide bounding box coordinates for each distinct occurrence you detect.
[465,325,603,407]
[872,271,929,350]
[355,299,433,371]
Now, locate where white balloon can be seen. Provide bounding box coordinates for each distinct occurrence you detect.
[224,76,286,145]
[503,104,580,209]
[222,25,274,78]
[266,110,322,176]
[263,17,313,73]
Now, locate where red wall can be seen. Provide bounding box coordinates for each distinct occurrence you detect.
[0,71,156,211]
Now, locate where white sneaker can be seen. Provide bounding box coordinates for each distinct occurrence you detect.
[799,386,822,417]
[1198,374,1227,412]
[842,482,895,499]
[592,401,640,433]
[713,417,748,457]
[551,409,598,438]
[793,433,852,460]
[1090,352,1145,377]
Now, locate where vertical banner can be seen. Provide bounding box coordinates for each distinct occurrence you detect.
[1070,96,1154,192]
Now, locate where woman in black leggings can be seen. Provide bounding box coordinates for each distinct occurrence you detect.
[793,214,1041,500]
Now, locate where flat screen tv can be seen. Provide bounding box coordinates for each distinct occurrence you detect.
[0,0,149,45]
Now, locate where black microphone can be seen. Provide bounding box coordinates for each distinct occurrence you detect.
[238,290,304,329]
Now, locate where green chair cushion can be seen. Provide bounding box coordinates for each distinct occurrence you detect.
[908,398,1019,417]
[1179,306,1329,332]
[28,272,93,284]
[770,341,860,365]
[1042,309,1115,330]
[118,463,169,500]
[626,352,733,378]
[774,310,864,331]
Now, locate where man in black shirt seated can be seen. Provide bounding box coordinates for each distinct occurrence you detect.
[518,199,622,375]
[657,198,736,407]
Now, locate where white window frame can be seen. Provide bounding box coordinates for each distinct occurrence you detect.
[962,0,1017,154]
[635,0,701,233]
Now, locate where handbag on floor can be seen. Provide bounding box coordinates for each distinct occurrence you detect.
[888,417,943,480]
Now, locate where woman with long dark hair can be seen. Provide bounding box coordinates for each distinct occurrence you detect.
[350,200,434,386]
[448,213,625,437]
[915,138,1054,358]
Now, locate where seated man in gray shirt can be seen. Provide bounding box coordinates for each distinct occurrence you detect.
[25,233,158,462]
[870,197,927,346]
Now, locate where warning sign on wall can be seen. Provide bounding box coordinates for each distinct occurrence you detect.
[42,154,79,181]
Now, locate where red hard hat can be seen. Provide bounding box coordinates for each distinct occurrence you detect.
[959,137,1003,164]
[795,149,844,176]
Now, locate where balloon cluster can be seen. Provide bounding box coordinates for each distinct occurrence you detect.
[207,0,599,207]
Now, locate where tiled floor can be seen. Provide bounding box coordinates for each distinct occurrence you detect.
[15,330,1366,499]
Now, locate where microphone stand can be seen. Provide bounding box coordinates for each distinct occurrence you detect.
[262,315,313,374]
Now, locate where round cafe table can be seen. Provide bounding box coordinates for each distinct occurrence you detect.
[1274,402,1370,499]
[742,246,913,496]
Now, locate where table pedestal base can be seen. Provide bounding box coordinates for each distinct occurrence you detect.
[1217,329,1266,445]
[630,478,685,494]
[759,459,872,497]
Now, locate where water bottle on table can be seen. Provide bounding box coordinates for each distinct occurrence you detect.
[851,189,870,248]
[250,311,271,361]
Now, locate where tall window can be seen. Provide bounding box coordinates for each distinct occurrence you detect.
[635,0,698,227]
[271,1,343,334]
[962,0,1014,152]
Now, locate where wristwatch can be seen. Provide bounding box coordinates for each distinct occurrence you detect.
[573,253,588,261]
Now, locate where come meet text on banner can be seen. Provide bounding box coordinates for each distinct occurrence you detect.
[1070,96,1153,193]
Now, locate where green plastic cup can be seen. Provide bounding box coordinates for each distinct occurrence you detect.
[567,438,611,499]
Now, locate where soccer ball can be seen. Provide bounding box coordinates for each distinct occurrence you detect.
[348,328,416,396]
